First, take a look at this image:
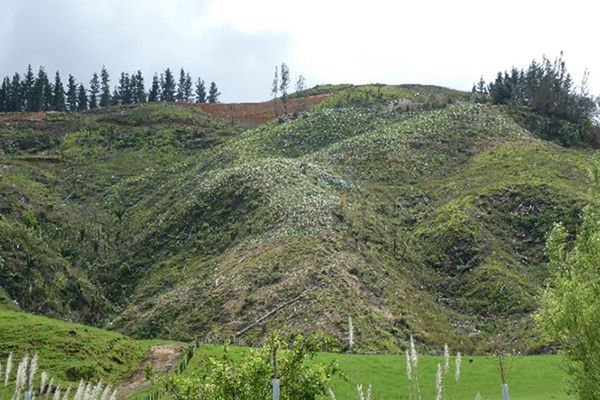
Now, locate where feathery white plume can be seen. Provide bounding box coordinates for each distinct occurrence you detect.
[51,387,61,400]
[28,353,38,391]
[5,352,13,387]
[405,349,412,381]
[108,389,117,400]
[82,382,91,400]
[348,316,354,351]
[409,336,418,368]
[443,344,450,374]
[62,386,72,400]
[13,354,29,400]
[474,393,482,400]
[328,388,337,400]
[90,380,103,400]
[455,352,462,383]
[40,372,48,395]
[366,384,372,400]
[356,384,364,400]
[435,363,442,400]
[46,378,55,397]
[99,384,111,400]
[73,380,85,400]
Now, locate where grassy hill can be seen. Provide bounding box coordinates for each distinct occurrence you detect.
[0,85,593,353]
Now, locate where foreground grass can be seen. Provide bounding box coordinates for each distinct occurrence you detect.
[178,345,572,400]
[0,309,172,399]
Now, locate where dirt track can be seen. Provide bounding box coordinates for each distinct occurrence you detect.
[118,344,182,398]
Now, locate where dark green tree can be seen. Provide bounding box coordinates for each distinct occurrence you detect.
[177,68,186,101]
[77,83,88,110]
[67,74,78,111]
[208,81,220,104]
[148,74,161,102]
[183,72,193,102]
[194,77,206,103]
[118,72,133,104]
[271,66,279,116]
[53,71,66,112]
[9,73,23,112]
[100,66,111,107]
[32,67,51,111]
[133,70,146,103]
[22,65,36,111]
[89,72,100,108]
[0,77,9,112]
[161,68,176,102]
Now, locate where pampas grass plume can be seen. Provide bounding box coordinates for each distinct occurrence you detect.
[455,352,462,383]
[29,353,38,391]
[443,344,450,374]
[5,352,13,387]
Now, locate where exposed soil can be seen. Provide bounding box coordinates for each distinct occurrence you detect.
[118,344,182,398]
[183,94,330,125]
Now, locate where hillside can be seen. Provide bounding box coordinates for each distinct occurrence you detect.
[0,85,593,353]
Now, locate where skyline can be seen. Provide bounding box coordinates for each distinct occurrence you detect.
[0,0,598,103]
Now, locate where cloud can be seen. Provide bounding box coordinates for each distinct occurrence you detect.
[0,0,598,101]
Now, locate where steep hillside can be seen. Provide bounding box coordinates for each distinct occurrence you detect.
[0,86,593,353]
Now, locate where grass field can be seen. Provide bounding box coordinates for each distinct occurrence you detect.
[179,345,572,400]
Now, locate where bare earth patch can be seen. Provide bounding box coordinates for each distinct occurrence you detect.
[118,344,182,398]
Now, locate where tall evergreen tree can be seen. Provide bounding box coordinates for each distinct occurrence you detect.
[133,70,146,103]
[161,68,176,102]
[67,75,78,111]
[32,67,51,111]
[77,84,88,110]
[118,72,133,104]
[271,66,279,116]
[0,77,9,112]
[22,65,36,111]
[111,88,120,106]
[177,68,186,101]
[183,72,193,102]
[10,73,23,112]
[195,78,206,103]
[53,72,66,112]
[148,74,161,102]
[100,66,111,107]
[89,72,100,109]
[208,81,220,104]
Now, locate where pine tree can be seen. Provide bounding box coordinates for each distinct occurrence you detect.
[100,66,111,107]
[177,68,186,101]
[77,84,88,110]
[0,77,9,112]
[161,68,176,102]
[183,73,193,102]
[9,73,23,112]
[67,75,78,111]
[118,73,132,104]
[89,72,100,108]
[133,70,146,103]
[279,63,290,114]
[111,88,120,106]
[208,81,220,104]
[22,65,36,111]
[195,78,206,103]
[32,67,51,111]
[295,74,306,111]
[148,74,161,102]
[53,72,66,112]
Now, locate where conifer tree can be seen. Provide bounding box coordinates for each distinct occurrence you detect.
[9,73,22,112]
[53,72,66,112]
[77,84,88,110]
[183,72,193,102]
[148,74,161,102]
[67,74,78,111]
[133,70,146,103]
[208,81,220,104]
[161,68,176,102]
[111,88,120,106]
[32,67,51,111]
[118,73,132,104]
[22,65,36,111]
[195,78,206,103]
[89,72,100,108]
[100,66,111,107]
[0,77,9,112]
[177,68,186,101]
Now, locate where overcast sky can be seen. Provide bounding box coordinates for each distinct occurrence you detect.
[0,0,597,103]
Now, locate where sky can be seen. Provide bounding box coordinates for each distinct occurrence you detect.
[0,0,598,103]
